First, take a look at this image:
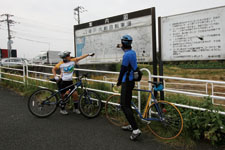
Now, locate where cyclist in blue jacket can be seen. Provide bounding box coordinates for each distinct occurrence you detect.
[117,35,141,140]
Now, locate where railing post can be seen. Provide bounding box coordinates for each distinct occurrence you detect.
[137,81,141,112]
[26,61,29,85]
[23,62,26,84]
[211,83,214,104]
[163,80,166,89]
[137,68,152,113]
[0,65,1,81]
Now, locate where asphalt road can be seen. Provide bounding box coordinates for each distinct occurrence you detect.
[0,85,222,150]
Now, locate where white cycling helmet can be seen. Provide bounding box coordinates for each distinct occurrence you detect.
[58,51,71,58]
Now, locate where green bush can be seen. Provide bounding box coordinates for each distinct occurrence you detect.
[166,94,225,145]
[166,60,225,69]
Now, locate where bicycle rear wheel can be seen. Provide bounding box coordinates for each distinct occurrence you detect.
[146,101,183,140]
[105,95,128,126]
[28,89,58,118]
[79,90,102,118]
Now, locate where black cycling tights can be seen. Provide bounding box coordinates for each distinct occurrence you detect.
[120,81,138,130]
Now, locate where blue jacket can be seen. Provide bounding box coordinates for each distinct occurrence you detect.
[118,49,138,83]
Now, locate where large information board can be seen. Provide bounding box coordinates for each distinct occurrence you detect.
[74,8,155,64]
[160,6,225,61]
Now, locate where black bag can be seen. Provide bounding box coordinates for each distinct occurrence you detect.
[133,67,143,81]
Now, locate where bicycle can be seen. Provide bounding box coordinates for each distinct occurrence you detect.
[28,74,102,118]
[105,81,183,140]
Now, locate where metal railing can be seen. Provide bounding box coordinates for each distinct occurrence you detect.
[152,75,225,103]
[0,62,25,84]
[1,62,225,115]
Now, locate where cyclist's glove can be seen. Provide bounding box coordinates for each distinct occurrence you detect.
[54,76,60,81]
[117,81,121,86]
[88,53,95,57]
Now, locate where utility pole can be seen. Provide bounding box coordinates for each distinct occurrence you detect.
[0,14,16,57]
[74,6,87,24]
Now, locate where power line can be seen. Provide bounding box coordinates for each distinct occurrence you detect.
[15,20,72,34]
[13,29,72,40]
[0,27,72,41]
[14,15,72,32]
[16,36,50,44]
[16,36,50,50]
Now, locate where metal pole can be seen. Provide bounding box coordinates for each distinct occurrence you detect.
[139,68,152,114]
[74,6,82,25]
[26,62,29,85]
[211,83,214,104]
[158,16,164,100]
[23,62,25,84]
[6,14,12,58]
[151,7,158,97]
[77,6,80,25]
[74,25,77,57]
[0,66,2,81]
[138,81,141,112]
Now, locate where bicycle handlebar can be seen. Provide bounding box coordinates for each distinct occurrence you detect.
[148,81,162,86]
[78,73,88,80]
[111,84,120,93]
[49,73,88,83]
[112,81,163,93]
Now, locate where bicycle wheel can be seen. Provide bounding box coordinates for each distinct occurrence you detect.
[146,101,183,140]
[28,89,58,118]
[79,90,102,118]
[105,95,128,126]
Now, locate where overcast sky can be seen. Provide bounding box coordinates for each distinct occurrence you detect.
[0,0,225,58]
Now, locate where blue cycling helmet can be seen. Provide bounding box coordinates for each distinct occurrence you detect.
[121,35,133,48]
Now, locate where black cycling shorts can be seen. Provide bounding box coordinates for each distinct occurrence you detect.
[57,80,74,94]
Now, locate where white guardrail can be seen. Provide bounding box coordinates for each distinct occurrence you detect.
[0,61,225,115]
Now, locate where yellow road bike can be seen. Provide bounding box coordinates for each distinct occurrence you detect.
[105,81,183,140]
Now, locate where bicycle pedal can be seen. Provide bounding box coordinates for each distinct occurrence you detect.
[59,101,65,108]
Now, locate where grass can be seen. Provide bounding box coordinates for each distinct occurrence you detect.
[133,61,225,81]
[0,74,58,97]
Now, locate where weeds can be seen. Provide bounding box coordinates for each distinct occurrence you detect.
[166,94,225,145]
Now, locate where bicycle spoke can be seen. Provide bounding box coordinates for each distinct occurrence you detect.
[28,89,58,118]
[105,95,127,126]
[79,91,101,118]
[147,101,183,139]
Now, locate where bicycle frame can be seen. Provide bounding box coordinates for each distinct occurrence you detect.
[132,88,163,122]
[43,78,85,105]
[59,80,83,103]
[106,83,183,140]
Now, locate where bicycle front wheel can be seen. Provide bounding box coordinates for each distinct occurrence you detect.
[105,95,127,126]
[146,101,183,140]
[79,90,102,118]
[28,89,58,118]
